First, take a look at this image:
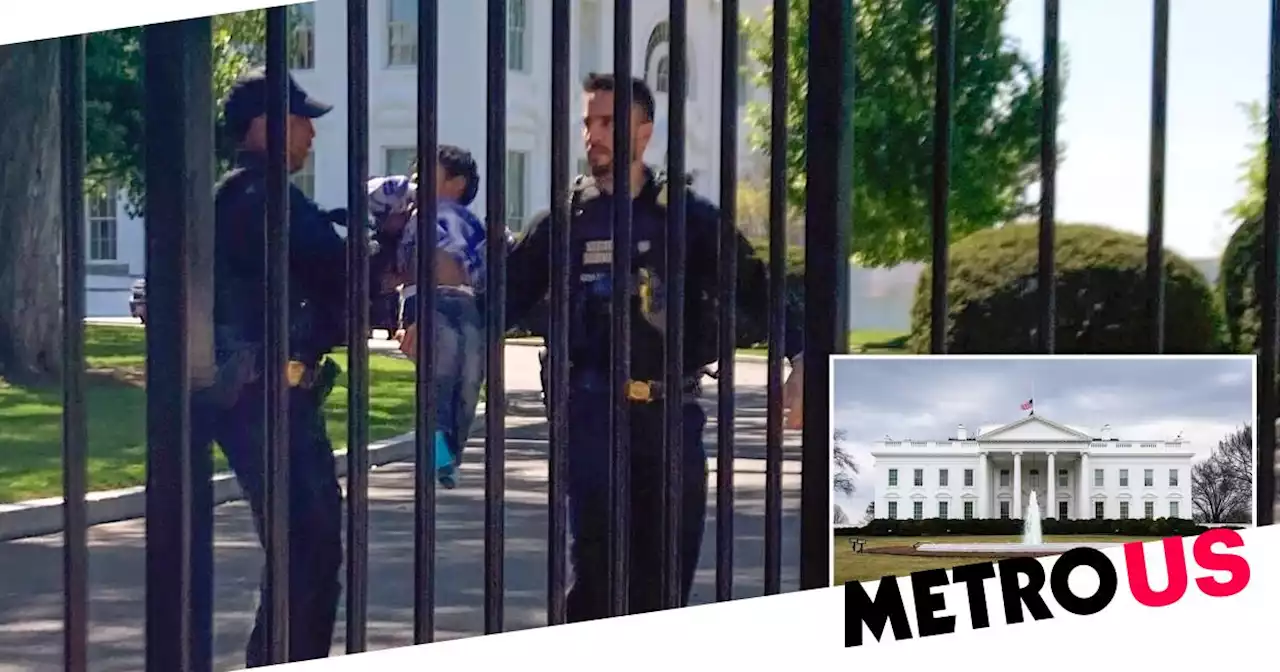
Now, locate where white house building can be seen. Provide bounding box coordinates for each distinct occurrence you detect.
[84,0,772,317]
[870,414,1195,522]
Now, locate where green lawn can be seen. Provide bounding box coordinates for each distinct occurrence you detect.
[832,534,1158,585]
[740,329,909,357]
[0,325,420,503]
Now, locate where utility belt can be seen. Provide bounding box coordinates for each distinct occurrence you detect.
[204,336,341,409]
[569,368,703,404]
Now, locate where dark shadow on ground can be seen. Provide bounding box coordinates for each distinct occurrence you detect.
[0,380,804,671]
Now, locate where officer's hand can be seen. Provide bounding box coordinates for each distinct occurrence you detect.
[396,325,416,361]
[783,357,804,430]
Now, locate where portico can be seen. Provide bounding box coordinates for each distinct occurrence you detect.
[870,414,1195,521]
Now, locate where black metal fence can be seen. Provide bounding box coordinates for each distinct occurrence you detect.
[40,0,1280,670]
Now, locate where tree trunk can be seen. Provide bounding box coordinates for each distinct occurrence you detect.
[0,40,64,383]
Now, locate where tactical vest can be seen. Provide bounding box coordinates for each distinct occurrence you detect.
[565,171,721,378]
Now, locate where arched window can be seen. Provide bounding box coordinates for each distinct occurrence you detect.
[643,21,694,100]
[655,55,670,93]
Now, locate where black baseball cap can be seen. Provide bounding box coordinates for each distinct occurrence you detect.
[221,67,333,141]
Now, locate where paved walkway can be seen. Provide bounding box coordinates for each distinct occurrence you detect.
[0,345,803,671]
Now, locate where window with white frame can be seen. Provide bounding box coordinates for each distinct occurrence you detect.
[387,0,417,67]
[1058,501,1069,519]
[87,187,118,262]
[507,0,530,73]
[288,3,315,70]
[506,150,530,231]
[385,147,417,177]
[887,469,898,487]
[999,501,1010,519]
[578,0,601,76]
[1058,469,1068,487]
[1119,501,1130,519]
[1144,501,1154,519]
[1094,469,1104,487]
[938,469,948,487]
[963,469,973,487]
[912,469,923,487]
[1094,501,1105,519]
[999,469,1010,487]
[912,501,923,520]
[887,501,897,520]
[1168,469,1178,487]
[938,501,948,519]
[292,153,316,199]
[1143,469,1153,487]
[655,55,670,94]
[963,501,974,520]
[1119,469,1129,487]
[1169,501,1179,518]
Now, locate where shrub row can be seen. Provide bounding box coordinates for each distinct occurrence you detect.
[836,517,1230,538]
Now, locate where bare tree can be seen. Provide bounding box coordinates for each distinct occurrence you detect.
[833,504,849,525]
[863,502,875,524]
[833,429,859,496]
[1192,425,1254,524]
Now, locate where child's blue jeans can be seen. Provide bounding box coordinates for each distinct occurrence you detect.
[402,285,486,486]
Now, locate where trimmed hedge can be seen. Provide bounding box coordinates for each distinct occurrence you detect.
[835,517,1226,538]
[1218,215,1262,354]
[908,223,1225,354]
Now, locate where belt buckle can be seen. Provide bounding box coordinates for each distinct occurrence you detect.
[287,360,306,387]
[626,380,653,403]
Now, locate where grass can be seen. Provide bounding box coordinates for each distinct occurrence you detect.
[739,329,910,357]
[832,534,1159,585]
[0,324,420,504]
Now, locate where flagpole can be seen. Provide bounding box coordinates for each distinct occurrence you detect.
[1030,379,1035,416]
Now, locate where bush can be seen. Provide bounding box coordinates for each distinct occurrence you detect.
[1219,215,1263,354]
[837,517,1216,538]
[908,223,1225,353]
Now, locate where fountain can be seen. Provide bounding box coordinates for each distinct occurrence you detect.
[1023,490,1044,545]
[913,489,1122,556]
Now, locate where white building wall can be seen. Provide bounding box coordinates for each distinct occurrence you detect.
[1087,455,1193,520]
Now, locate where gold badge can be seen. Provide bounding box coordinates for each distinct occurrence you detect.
[626,380,652,402]
[287,361,306,387]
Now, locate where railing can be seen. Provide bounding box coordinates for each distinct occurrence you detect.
[34,0,1280,670]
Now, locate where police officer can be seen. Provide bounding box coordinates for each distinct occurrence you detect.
[190,69,382,667]
[506,74,805,621]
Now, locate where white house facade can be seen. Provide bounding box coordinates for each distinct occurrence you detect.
[870,415,1195,522]
[85,0,771,317]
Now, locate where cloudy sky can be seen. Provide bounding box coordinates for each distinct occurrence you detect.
[831,356,1255,522]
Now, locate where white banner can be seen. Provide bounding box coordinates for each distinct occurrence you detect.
[268,525,1277,671]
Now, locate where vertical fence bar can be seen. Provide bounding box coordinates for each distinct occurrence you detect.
[547,0,572,625]
[715,0,739,604]
[800,0,854,590]
[413,0,440,645]
[484,0,509,635]
[1146,0,1169,353]
[762,0,787,597]
[345,0,372,653]
[663,0,690,609]
[263,9,292,662]
[1038,0,1059,355]
[142,19,214,672]
[930,0,954,354]
[609,0,635,617]
[58,33,88,672]
[1259,0,1280,527]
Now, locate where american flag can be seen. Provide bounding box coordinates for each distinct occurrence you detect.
[1020,398,1034,411]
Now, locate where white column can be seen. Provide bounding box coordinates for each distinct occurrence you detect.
[1078,452,1091,519]
[1012,452,1023,519]
[977,452,989,518]
[1047,452,1057,519]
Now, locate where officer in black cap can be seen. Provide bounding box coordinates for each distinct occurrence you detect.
[506,74,806,622]
[190,68,384,667]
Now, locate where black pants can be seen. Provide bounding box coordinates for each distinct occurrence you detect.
[190,380,343,668]
[563,383,709,622]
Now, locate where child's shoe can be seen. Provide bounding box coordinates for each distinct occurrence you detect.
[434,430,458,489]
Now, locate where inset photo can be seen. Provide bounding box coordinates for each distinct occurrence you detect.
[830,354,1257,586]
